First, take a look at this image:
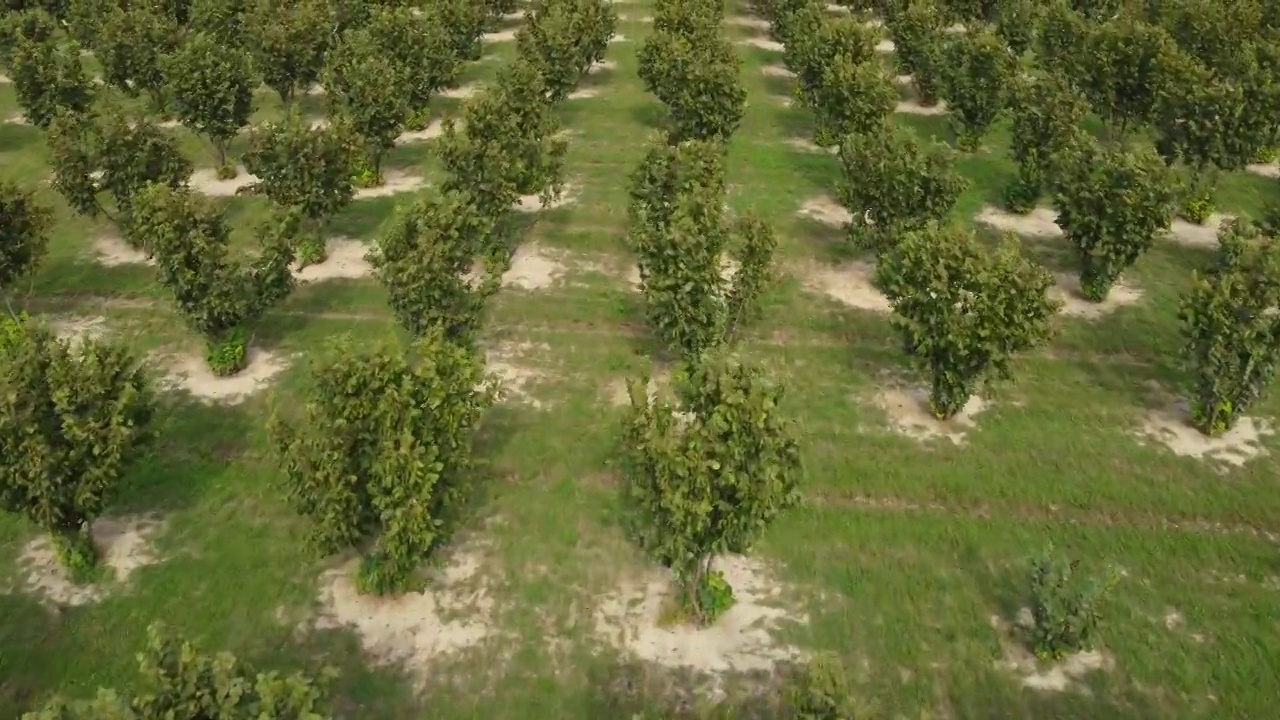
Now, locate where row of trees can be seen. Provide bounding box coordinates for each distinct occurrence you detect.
[753,1,1280,436]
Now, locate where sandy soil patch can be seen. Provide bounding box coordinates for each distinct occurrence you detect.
[568,87,601,99]
[160,348,290,404]
[293,238,371,282]
[727,16,771,31]
[772,95,795,108]
[486,341,553,408]
[895,100,949,115]
[513,185,577,213]
[17,515,165,607]
[1167,214,1233,249]
[784,137,836,154]
[441,83,482,99]
[588,59,618,74]
[737,37,784,52]
[798,196,853,228]
[618,13,653,22]
[893,74,914,88]
[1135,390,1273,468]
[594,555,807,682]
[5,113,30,125]
[501,242,570,289]
[990,611,1114,693]
[762,63,797,79]
[610,33,629,43]
[974,205,1063,240]
[483,29,517,43]
[311,547,496,687]
[354,170,428,199]
[876,39,896,53]
[802,260,891,312]
[0,73,9,83]
[51,315,109,348]
[397,119,448,144]
[874,384,988,445]
[1247,162,1279,179]
[1050,273,1143,319]
[92,233,154,267]
[190,166,259,197]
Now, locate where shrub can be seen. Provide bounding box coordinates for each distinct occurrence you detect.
[877,225,1058,419]
[936,28,1018,151]
[836,120,968,253]
[620,355,801,625]
[163,32,255,177]
[1029,544,1117,660]
[0,181,51,298]
[0,313,154,573]
[799,55,897,147]
[517,0,617,102]
[96,4,180,113]
[130,183,298,375]
[243,0,334,106]
[1053,138,1177,302]
[637,25,746,142]
[1178,220,1280,437]
[323,28,412,185]
[7,32,93,129]
[789,654,860,720]
[270,332,497,595]
[1003,71,1090,213]
[884,0,946,105]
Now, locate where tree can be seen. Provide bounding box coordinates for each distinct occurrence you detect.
[368,188,502,344]
[435,0,487,61]
[620,355,801,625]
[836,120,968,253]
[129,183,297,376]
[188,0,250,48]
[243,112,359,265]
[438,59,567,219]
[936,28,1018,151]
[650,0,724,38]
[994,0,1040,57]
[45,106,192,231]
[799,55,897,147]
[628,138,776,360]
[1074,16,1184,137]
[7,33,92,129]
[96,4,180,113]
[637,27,746,142]
[516,0,616,102]
[1053,139,1177,302]
[270,332,497,595]
[164,32,255,178]
[0,182,51,304]
[0,313,154,573]
[785,10,877,96]
[876,225,1058,419]
[25,623,334,720]
[243,0,334,106]
[1003,71,1090,212]
[0,6,57,67]
[323,28,412,186]
[365,4,464,125]
[884,0,946,106]
[1178,220,1280,437]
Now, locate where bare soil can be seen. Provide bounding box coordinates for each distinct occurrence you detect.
[160,348,290,404]
[293,238,372,283]
[874,384,988,445]
[974,205,1063,240]
[486,341,553,409]
[353,170,428,199]
[801,260,892,312]
[1135,390,1273,469]
[1049,274,1143,319]
[797,196,853,228]
[17,515,166,607]
[91,233,154,267]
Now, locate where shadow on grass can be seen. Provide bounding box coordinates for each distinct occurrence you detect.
[0,593,60,718]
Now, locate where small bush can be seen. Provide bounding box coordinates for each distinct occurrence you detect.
[1029,545,1117,660]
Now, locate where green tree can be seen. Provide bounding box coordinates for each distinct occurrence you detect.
[0,6,57,67]
[7,33,92,129]
[0,313,154,573]
[25,623,334,720]
[129,183,297,376]
[799,55,897,147]
[628,138,776,360]
[784,9,877,94]
[243,112,359,265]
[650,0,724,38]
[936,28,1018,151]
[1178,220,1280,437]
[516,0,617,102]
[368,188,502,344]
[0,182,51,305]
[994,0,1040,57]
[1053,139,1177,301]
[188,0,250,47]
[621,355,801,625]
[365,4,463,125]
[324,28,412,186]
[164,32,255,178]
[1003,71,1090,212]
[270,332,497,595]
[243,0,334,106]
[836,120,968,253]
[637,26,746,142]
[876,225,1059,419]
[884,0,946,105]
[96,4,180,113]
[1076,16,1185,137]
[435,0,487,61]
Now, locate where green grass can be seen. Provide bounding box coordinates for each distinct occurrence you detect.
[3,3,1280,719]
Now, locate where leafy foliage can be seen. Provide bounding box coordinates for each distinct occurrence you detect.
[365,4,464,120]
[96,4,180,112]
[798,55,897,147]
[1178,220,1280,436]
[789,654,859,720]
[785,9,877,94]
[435,0,488,61]
[884,0,946,105]
[1029,545,1117,660]
[164,32,256,174]
[25,622,335,720]
[243,0,334,106]
[130,183,297,372]
[270,332,497,595]
[0,181,51,294]
[994,0,1040,57]
[7,32,92,129]
[243,111,358,237]
[836,121,968,253]
[1074,15,1185,137]
[1003,72,1090,213]
[324,27,412,180]
[517,0,617,102]
[936,28,1018,151]
[877,225,1058,419]
[637,21,746,142]
[620,355,801,625]
[1053,139,1177,302]
[368,188,501,344]
[628,138,776,360]
[0,313,154,572]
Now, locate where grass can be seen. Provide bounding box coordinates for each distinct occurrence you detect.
[3,2,1280,719]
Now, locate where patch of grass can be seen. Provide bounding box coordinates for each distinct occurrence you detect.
[2,3,1280,720]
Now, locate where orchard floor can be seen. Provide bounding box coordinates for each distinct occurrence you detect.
[3,2,1280,720]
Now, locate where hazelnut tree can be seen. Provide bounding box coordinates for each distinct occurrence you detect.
[876,225,1059,419]
[637,22,746,143]
[620,355,801,625]
[1003,71,1090,213]
[0,313,154,573]
[936,27,1018,151]
[323,27,412,187]
[884,0,946,106]
[516,0,616,102]
[96,3,181,114]
[270,332,497,595]
[0,181,51,307]
[365,4,464,127]
[243,0,335,106]
[799,54,897,147]
[163,31,256,178]
[6,32,93,129]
